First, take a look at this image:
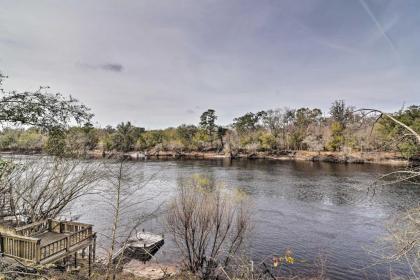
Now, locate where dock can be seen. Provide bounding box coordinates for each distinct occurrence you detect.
[0,219,96,273]
[112,231,164,264]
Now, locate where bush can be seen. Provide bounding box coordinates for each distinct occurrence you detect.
[326,122,345,151]
[166,175,251,279]
[17,128,46,151]
[136,130,164,151]
[258,131,277,150]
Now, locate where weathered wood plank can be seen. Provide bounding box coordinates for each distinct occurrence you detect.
[1,220,95,265]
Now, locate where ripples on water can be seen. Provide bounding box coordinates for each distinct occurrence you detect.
[71,159,419,280]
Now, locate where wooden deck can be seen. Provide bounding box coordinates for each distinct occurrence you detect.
[35,232,70,247]
[0,219,96,269]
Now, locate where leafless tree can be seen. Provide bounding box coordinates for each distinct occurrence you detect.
[386,207,420,279]
[0,160,15,218]
[99,160,162,280]
[261,108,295,150]
[0,157,102,225]
[166,175,251,279]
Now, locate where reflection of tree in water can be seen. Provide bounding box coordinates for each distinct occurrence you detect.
[176,167,217,192]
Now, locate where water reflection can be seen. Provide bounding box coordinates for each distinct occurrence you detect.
[72,159,419,280]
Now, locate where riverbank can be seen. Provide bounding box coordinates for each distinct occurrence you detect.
[0,150,416,165]
[100,150,414,166]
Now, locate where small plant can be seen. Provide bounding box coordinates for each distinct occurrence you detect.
[272,249,295,268]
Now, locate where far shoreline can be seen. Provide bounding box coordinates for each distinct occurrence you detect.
[0,150,417,166]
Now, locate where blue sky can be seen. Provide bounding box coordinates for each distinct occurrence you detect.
[0,0,419,128]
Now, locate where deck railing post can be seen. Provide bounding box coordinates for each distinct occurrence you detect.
[88,244,92,277]
[35,239,41,264]
[93,233,96,262]
[0,233,3,254]
[66,236,70,252]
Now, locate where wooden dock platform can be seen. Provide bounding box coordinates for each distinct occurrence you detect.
[0,219,96,272]
[112,231,164,264]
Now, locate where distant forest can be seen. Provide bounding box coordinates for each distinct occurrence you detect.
[0,100,419,159]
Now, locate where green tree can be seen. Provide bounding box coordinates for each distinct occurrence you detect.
[45,129,67,156]
[216,126,228,151]
[83,124,99,151]
[97,126,115,153]
[192,129,211,150]
[329,100,353,128]
[0,72,93,157]
[290,108,322,150]
[259,131,277,150]
[0,72,92,131]
[0,128,19,150]
[17,128,46,151]
[327,122,345,151]
[176,124,198,149]
[199,109,218,146]
[137,130,164,150]
[327,100,353,151]
[261,109,284,138]
[294,108,322,127]
[377,105,420,158]
[199,109,217,134]
[233,111,265,134]
[65,124,99,156]
[112,122,144,152]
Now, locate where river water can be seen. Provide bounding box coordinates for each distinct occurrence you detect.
[71,159,418,279]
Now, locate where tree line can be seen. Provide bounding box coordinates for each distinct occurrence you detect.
[0,100,418,159]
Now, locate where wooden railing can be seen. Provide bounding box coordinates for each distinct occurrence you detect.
[39,235,67,260]
[39,225,93,261]
[0,233,40,263]
[15,219,91,236]
[68,226,92,246]
[15,220,50,236]
[59,220,91,234]
[1,220,94,264]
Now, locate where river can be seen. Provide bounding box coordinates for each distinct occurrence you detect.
[70,159,418,279]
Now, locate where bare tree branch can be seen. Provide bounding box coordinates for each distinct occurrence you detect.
[357,108,420,143]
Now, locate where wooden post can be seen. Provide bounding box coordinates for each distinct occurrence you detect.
[64,256,68,271]
[0,234,3,255]
[35,240,41,264]
[66,236,70,252]
[88,244,92,277]
[67,256,71,271]
[93,234,96,262]
[74,252,77,268]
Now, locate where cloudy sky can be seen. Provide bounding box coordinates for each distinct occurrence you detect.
[0,0,419,128]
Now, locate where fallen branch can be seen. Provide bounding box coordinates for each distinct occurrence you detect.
[357,108,420,143]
